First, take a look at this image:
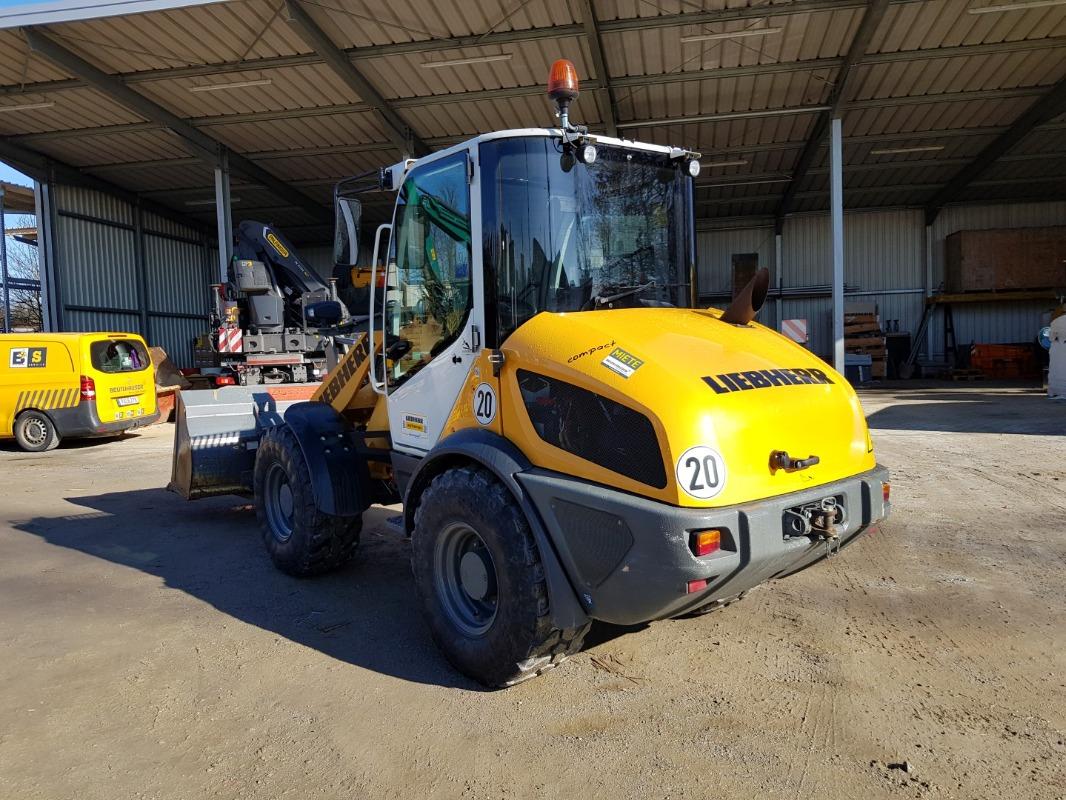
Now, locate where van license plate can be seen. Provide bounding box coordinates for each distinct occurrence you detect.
[117,396,141,407]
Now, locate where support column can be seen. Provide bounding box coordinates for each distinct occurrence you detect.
[774,232,783,332]
[924,224,934,361]
[830,116,845,373]
[213,149,233,284]
[0,185,9,333]
[34,177,60,332]
[134,201,150,341]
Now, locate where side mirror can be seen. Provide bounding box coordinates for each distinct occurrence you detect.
[333,196,362,267]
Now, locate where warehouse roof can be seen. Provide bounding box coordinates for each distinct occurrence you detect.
[0,181,37,213]
[0,0,1064,243]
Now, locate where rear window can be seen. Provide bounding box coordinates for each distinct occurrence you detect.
[90,339,149,373]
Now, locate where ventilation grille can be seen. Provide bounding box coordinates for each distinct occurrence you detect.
[517,369,667,489]
[550,499,635,587]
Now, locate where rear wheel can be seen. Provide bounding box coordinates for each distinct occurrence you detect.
[411,465,589,687]
[253,424,361,576]
[14,410,60,452]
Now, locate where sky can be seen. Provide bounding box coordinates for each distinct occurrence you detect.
[0,163,32,187]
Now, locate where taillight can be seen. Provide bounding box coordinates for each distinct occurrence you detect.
[215,375,236,387]
[79,375,96,401]
[690,529,722,557]
[882,481,891,503]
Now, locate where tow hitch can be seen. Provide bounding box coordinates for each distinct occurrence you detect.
[784,496,848,556]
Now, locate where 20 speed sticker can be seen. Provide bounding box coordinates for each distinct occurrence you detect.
[472,382,497,425]
[676,446,727,500]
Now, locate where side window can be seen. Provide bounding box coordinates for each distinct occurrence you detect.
[386,153,472,390]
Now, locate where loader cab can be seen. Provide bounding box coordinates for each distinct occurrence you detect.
[369,130,699,454]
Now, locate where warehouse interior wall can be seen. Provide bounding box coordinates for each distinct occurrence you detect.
[36,172,1062,373]
[698,201,1064,362]
[38,181,213,367]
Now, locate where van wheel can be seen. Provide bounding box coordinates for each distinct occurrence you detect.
[253,424,362,577]
[411,465,590,688]
[14,410,60,452]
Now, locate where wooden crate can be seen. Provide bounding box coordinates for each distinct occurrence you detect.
[845,312,886,375]
[945,227,1066,292]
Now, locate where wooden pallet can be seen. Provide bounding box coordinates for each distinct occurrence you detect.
[949,368,985,381]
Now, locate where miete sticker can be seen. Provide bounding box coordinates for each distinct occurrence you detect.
[472,382,497,425]
[676,446,727,500]
[601,346,644,378]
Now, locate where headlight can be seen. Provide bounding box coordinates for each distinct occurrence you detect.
[687,159,701,178]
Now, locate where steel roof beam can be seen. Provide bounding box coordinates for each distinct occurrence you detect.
[578,0,618,136]
[282,0,427,157]
[148,169,1066,200]
[0,135,207,232]
[21,26,330,224]
[699,174,1066,206]
[3,7,1056,99]
[775,0,890,233]
[81,122,1066,174]
[9,59,1052,143]
[10,83,1051,147]
[923,76,1066,224]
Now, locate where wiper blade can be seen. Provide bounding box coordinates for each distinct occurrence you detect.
[591,280,656,307]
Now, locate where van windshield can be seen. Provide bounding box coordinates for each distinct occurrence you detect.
[480,136,695,343]
[90,339,149,373]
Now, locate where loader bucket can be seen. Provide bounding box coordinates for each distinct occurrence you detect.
[168,384,317,500]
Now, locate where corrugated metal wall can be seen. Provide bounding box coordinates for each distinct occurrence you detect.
[699,202,1061,361]
[300,245,335,281]
[928,201,1066,349]
[49,185,210,367]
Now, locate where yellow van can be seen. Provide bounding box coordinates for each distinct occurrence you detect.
[0,332,159,451]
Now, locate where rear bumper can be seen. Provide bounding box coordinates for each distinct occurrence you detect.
[517,465,891,625]
[50,401,160,438]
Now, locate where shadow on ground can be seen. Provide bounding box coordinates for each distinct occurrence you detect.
[867,390,1066,436]
[0,432,134,453]
[13,488,486,690]
[12,486,638,690]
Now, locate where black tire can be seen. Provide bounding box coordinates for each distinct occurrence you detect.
[411,465,589,688]
[253,424,362,577]
[14,410,60,452]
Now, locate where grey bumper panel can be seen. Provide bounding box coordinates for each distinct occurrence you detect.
[49,402,160,438]
[517,465,890,625]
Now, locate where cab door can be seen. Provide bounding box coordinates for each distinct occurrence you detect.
[380,149,483,454]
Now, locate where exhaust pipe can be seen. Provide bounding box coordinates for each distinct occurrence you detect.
[720,267,770,325]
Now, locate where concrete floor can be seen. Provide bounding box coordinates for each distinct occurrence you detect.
[1,384,1063,799]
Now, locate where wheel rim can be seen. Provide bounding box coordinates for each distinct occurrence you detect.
[22,416,48,447]
[434,522,498,637]
[263,462,295,543]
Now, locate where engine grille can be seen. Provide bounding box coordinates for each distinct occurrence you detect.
[517,369,667,489]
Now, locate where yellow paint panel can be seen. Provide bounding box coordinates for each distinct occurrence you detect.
[440,349,502,439]
[500,308,876,508]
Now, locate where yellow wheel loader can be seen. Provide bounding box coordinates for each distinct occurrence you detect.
[170,61,890,687]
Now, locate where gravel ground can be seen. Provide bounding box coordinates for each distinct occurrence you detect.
[1,383,1063,799]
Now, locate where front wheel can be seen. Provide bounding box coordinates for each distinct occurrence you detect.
[411,465,589,687]
[14,410,60,452]
[253,424,362,577]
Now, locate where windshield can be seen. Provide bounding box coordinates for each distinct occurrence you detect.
[480,136,695,343]
[90,339,149,373]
